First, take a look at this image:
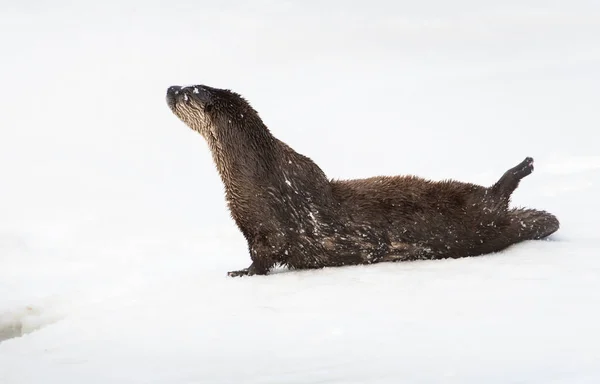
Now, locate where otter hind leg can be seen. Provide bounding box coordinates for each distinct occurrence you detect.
[509,208,560,240]
[490,157,534,200]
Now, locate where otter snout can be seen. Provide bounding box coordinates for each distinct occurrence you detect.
[166,86,182,110]
[167,85,181,97]
[166,85,213,111]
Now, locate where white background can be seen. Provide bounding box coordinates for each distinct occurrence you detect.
[1,1,599,382]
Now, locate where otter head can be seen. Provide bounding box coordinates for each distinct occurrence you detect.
[166,84,279,188]
[166,84,260,140]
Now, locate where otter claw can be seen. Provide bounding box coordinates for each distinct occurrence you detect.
[227,263,262,277]
[227,269,250,277]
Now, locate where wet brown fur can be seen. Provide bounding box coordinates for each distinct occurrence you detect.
[166,84,559,277]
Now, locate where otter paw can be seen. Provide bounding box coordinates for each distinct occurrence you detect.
[512,157,534,179]
[227,268,252,277]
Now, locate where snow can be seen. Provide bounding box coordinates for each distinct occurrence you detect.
[1,1,599,382]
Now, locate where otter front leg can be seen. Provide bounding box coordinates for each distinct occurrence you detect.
[227,235,282,277]
[227,262,264,277]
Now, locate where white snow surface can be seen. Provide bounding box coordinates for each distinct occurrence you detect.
[1,1,600,383]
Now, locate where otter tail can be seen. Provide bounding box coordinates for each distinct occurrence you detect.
[508,208,559,240]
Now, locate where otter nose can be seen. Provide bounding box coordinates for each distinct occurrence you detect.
[167,86,182,96]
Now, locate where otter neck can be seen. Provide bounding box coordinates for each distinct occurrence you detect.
[207,122,279,198]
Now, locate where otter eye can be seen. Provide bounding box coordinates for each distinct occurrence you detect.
[205,104,213,112]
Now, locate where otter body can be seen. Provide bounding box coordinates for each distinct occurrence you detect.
[166,84,559,276]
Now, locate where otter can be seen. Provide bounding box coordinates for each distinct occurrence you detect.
[166,84,559,277]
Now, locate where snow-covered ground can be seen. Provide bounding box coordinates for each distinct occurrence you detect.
[1,1,599,382]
